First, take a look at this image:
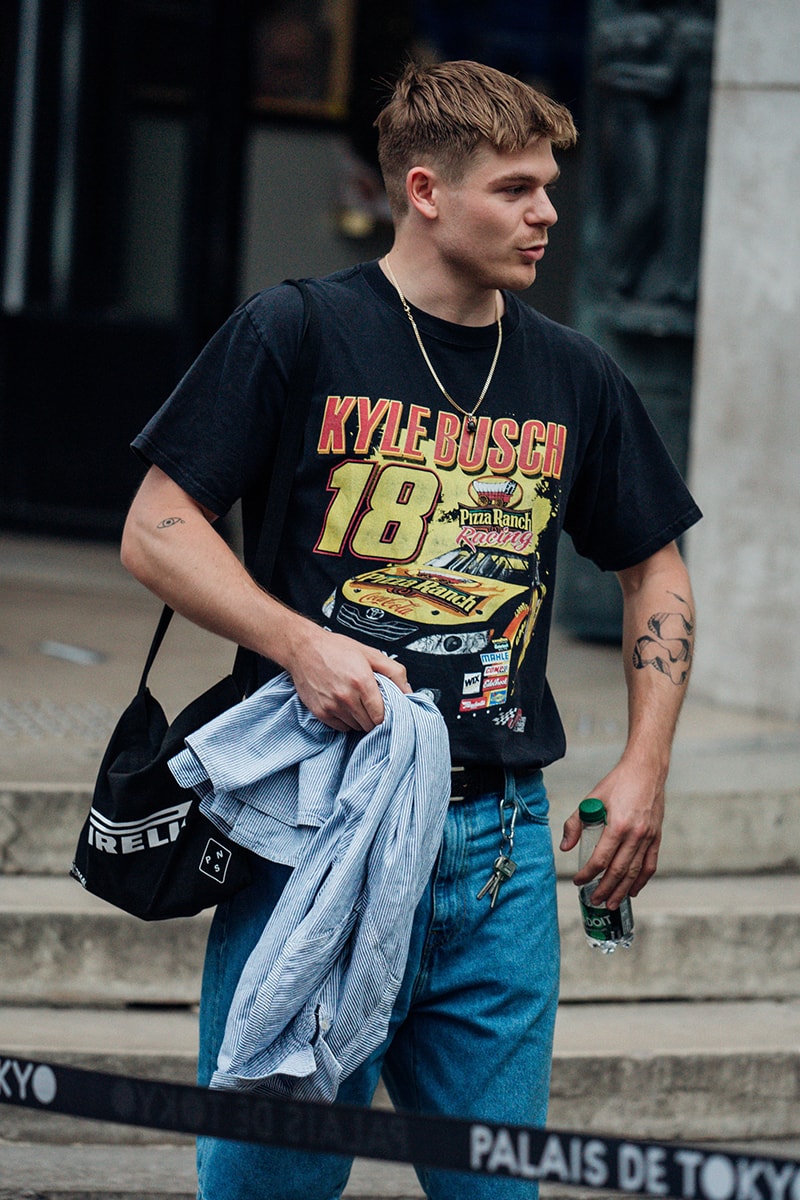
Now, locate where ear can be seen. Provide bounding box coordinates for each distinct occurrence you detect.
[406,166,440,221]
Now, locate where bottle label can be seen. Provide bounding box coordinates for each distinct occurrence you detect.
[579,881,634,942]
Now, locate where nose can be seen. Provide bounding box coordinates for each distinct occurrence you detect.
[527,189,558,229]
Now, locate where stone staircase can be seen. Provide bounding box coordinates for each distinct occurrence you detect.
[2,766,800,1199]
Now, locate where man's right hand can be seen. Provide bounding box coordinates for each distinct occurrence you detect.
[284,624,411,733]
[121,466,411,735]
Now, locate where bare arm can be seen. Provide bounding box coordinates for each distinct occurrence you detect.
[560,540,695,907]
[120,465,410,732]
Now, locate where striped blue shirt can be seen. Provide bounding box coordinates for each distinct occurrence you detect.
[169,672,450,1101]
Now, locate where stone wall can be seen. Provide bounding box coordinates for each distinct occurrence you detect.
[686,0,800,717]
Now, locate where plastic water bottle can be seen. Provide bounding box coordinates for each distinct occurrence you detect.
[578,797,634,953]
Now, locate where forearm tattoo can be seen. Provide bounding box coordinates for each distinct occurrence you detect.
[632,591,694,685]
[156,517,185,529]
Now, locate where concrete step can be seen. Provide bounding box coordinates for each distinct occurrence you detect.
[0,1142,426,1200]
[0,878,209,1006]
[0,1006,197,1145]
[552,999,800,1140]
[3,783,800,878]
[4,1145,800,1200]
[0,786,92,877]
[3,1000,800,1144]
[2,876,799,1007]
[545,725,800,823]
[0,1143,197,1200]
[559,873,800,1002]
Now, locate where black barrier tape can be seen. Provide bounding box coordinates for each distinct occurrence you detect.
[2,1054,800,1199]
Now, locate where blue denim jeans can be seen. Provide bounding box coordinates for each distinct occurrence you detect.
[197,768,560,1200]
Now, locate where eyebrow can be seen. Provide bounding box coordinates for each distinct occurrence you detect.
[494,167,562,187]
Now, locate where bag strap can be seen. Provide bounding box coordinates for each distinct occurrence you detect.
[248,278,319,584]
[231,278,319,688]
[137,278,319,695]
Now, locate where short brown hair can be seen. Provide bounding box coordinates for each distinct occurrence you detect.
[375,60,578,216]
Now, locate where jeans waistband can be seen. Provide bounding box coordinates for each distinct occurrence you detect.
[449,764,505,803]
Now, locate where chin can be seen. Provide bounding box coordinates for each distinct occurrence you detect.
[501,268,537,293]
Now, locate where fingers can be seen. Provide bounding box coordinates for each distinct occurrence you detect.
[581,827,660,909]
[287,629,411,733]
[296,673,385,733]
[560,810,582,853]
[368,651,412,695]
[628,835,661,898]
[357,682,386,731]
[593,851,646,910]
[563,789,663,910]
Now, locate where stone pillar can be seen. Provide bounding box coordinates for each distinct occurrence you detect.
[556,0,715,642]
[686,0,800,718]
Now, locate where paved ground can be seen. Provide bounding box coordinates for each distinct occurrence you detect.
[2,530,798,807]
[2,530,800,1199]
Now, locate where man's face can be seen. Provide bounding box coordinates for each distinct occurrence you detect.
[430,139,561,293]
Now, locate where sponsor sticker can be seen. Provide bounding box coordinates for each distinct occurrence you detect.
[462,671,483,696]
[493,706,527,732]
[481,651,510,667]
[484,662,509,678]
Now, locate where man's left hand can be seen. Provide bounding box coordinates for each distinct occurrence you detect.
[560,757,665,910]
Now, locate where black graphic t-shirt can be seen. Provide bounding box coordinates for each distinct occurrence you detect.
[133,261,701,769]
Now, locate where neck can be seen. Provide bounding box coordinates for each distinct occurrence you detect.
[380,251,502,327]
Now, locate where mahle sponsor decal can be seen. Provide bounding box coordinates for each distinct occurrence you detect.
[481,650,510,666]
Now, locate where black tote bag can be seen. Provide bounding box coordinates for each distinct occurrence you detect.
[70,280,319,920]
[70,637,251,920]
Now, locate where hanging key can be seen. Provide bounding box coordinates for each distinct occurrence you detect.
[477,854,517,909]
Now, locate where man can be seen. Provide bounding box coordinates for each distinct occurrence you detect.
[121,59,700,1200]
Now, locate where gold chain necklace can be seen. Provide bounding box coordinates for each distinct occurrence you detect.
[383,257,502,433]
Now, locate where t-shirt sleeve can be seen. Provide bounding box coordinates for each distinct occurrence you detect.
[562,352,702,572]
[131,284,306,517]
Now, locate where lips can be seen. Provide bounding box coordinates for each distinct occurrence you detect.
[520,245,546,262]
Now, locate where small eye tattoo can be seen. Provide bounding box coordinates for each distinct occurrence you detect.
[156,517,186,529]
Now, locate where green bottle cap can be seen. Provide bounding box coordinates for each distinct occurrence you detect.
[579,797,606,825]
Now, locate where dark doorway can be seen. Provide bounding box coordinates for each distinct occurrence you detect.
[0,0,248,537]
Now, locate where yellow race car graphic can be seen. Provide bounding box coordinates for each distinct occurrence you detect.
[322,546,546,708]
